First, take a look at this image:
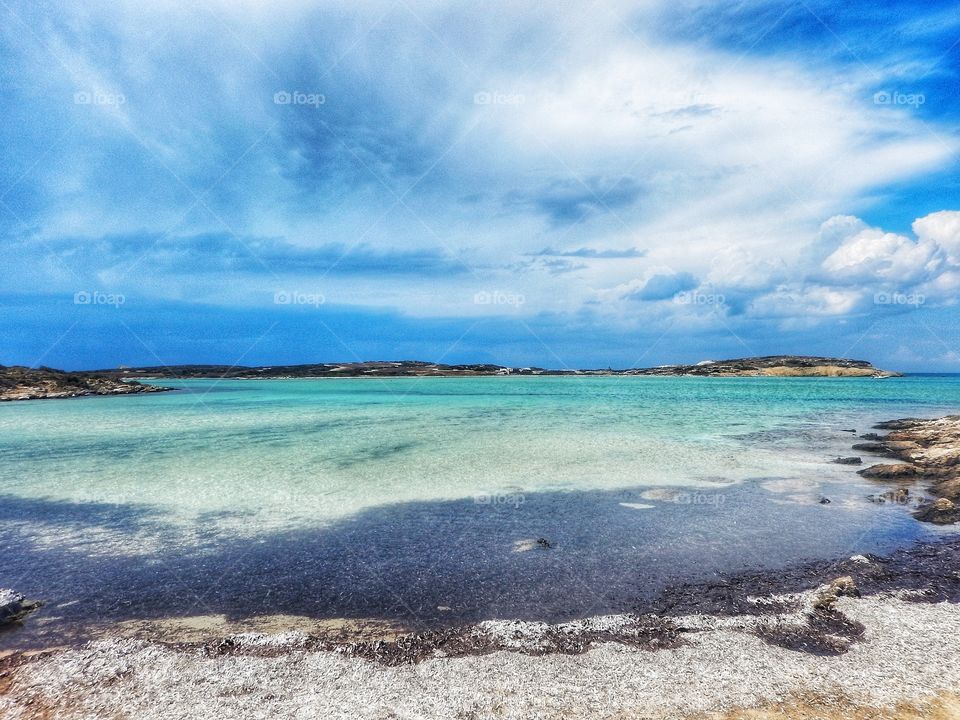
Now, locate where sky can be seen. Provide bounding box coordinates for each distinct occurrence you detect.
[2,0,960,371]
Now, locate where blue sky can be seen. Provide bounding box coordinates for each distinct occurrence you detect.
[2,0,960,371]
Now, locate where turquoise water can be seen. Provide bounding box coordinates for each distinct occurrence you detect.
[1,375,959,644]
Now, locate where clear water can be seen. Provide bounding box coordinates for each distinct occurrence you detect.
[1,375,959,646]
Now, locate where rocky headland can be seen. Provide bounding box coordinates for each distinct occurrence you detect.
[0,366,171,402]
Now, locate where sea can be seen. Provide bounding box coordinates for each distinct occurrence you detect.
[2,374,959,648]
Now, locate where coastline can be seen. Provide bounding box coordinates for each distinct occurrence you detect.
[2,535,960,719]
[0,366,172,402]
[0,356,901,402]
[1,412,958,717]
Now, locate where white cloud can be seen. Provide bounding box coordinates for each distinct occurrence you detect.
[913,210,960,264]
[821,228,942,284]
[2,0,959,333]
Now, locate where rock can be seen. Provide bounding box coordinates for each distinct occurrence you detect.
[0,589,42,626]
[536,538,553,549]
[857,463,922,480]
[853,415,960,524]
[926,450,960,468]
[812,576,860,611]
[849,555,871,564]
[830,576,860,597]
[873,418,924,430]
[913,497,960,524]
[818,496,832,504]
[932,476,960,503]
[812,590,836,611]
[866,488,910,505]
[832,456,862,465]
[851,442,899,457]
[884,488,910,504]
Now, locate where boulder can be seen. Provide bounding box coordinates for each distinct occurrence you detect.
[0,589,42,626]
[812,576,860,611]
[830,576,860,598]
[857,463,922,480]
[832,456,862,465]
[932,476,960,503]
[873,419,924,430]
[851,442,898,457]
[913,498,960,525]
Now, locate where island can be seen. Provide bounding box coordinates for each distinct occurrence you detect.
[95,354,899,379]
[0,356,899,401]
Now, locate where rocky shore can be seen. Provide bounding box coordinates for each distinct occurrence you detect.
[0,366,171,402]
[854,415,960,524]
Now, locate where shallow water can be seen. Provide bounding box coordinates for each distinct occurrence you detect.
[2,375,959,647]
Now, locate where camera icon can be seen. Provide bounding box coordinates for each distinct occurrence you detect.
[273,91,292,105]
[73,291,91,304]
[473,91,491,105]
[873,91,891,105]
[873,292,891,305]
[74,91,92,105]
[274,290,291,305]
[473,290,492,304]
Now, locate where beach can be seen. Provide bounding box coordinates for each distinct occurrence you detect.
[1,376,960,717]
[3,539,960,718]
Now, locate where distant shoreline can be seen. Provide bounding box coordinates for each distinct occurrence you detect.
[0,356,902,401]
[102,355,900,379]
